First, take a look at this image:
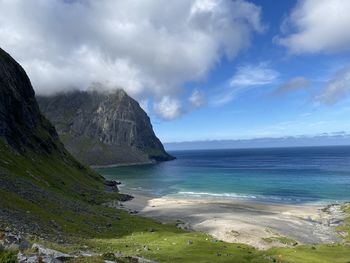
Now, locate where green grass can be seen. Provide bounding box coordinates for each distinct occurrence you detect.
[267,244,350,263]
[262,236,298,246]
[0,140,124,238]
[0,249,17,263]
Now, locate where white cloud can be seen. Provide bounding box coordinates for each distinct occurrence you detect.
[0,0,263,119]
[318,66,350,104]
[154,96,182,120]
[189,89,205,108]
[212,62,279,106]
[276,0,350,53]
[229,62,279,87]
[273,77,310,95]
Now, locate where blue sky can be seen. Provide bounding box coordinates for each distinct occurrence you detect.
[152,0,350,142]
[1,0,350,144]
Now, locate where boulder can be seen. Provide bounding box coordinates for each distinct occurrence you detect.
[0,232,30,251]
[104,180,117,187]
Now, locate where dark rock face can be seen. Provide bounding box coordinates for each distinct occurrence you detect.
[37,90,174,166]
[0,48,63,154]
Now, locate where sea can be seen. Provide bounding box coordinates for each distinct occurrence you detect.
[97,146,350,205]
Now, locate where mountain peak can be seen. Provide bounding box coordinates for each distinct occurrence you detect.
[37,89,174,166]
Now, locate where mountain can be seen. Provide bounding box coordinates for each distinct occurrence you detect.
[0,48,63,155]
[37,90,174,166]
[0,47,119,237]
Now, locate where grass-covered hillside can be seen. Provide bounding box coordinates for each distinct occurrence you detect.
[0,141,118,237]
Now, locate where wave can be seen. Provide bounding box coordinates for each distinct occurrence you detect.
[177,191,323,204]
[178,191,256,199]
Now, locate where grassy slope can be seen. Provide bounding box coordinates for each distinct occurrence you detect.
[268,244,350,263]
[0,140,121,237]
[1,140,350,262]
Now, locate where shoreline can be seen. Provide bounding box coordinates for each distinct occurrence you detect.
[116,190,346,250]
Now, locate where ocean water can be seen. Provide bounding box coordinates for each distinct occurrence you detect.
[97,146,350,205]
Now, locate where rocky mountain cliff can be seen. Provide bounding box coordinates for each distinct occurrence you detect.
[37,90,174,166]
[0,47,112,237]
[0,48,63,155]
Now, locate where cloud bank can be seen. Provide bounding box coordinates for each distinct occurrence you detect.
[276,0,350,54]
[0,0,263,119]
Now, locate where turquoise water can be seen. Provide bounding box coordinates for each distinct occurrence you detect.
[97,146,350,204]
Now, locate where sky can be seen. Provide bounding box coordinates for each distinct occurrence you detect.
[1,0,350,143]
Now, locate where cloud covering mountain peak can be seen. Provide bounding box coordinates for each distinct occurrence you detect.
[0,0,263,119]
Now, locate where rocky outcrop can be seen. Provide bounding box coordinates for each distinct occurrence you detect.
[37,90,174,166]
[0,228,158,263]
[0,48,64,155]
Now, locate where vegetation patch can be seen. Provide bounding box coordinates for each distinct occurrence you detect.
[336,203,350,242]
[267,244,350,263]
[0,248,17,263]
[262,236,298,246]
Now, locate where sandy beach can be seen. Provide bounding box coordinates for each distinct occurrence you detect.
[115,192,346,250]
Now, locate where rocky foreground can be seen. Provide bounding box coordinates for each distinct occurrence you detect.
[0,228,157,263]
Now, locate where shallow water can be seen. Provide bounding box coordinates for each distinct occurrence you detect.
[97,146,350,204]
